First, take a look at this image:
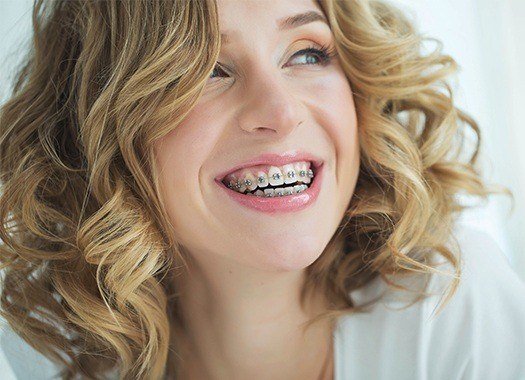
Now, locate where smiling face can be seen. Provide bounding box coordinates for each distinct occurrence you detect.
[154,0,360,272]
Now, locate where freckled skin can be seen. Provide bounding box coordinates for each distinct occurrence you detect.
[154,0,359,378]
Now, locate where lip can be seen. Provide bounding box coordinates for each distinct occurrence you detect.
[214,162,324,214]
[214,150,324,182]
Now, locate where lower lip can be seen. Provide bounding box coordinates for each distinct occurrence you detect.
[214,164,324,214]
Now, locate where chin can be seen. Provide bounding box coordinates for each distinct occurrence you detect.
[246,236,329,272]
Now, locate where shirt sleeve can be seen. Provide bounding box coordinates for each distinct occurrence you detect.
[423,225,525,380]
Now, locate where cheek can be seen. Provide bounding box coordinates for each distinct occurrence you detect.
[155,103,221,186]
[154,103,225,229]
[153,105,225,243]
[305,70,360,206]
[333,79,358,169]
[307,68,356,121]
[308,71,358,162]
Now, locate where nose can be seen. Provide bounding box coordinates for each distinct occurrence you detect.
[236,71,305,138]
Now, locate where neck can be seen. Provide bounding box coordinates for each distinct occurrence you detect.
[170,249,335,380]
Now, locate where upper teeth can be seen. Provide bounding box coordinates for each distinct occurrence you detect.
[223,162,315,193]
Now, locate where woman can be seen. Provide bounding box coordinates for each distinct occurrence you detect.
[0,0,524,379]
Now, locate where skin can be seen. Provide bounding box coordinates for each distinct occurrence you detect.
[153,0,360,378]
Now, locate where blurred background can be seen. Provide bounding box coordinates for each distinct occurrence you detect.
[390,0,525,282]
[0,0,524,281]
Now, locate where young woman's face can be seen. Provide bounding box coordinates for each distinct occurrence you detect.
[154,0,359,272]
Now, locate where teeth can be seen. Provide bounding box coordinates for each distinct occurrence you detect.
[237,175,247,192]
[243,172,258,192]
[256,171,269,188]
[282,164,297,185]
[227,176,241,191]
[268,166,284,186]
[296,162,311,184]
[222,161,317,194]
[293,184,303,194]
[261,184,309,197]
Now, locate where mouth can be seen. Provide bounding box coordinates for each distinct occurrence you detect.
[216,160,321,197]
[213,161,324,213]
[215,151,324,180]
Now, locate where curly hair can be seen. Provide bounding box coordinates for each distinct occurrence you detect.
[0,0,511,378]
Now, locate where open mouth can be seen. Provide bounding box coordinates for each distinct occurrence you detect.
[214,161,324,213]
[218,161,321,198]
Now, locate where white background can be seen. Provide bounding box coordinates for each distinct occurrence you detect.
[0,0,524,281]
[389,0,525,282]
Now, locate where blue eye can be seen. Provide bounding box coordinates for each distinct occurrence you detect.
[287,44,336,67]
[209,43,337,80]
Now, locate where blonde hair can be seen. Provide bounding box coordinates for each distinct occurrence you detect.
[0,0,511,378]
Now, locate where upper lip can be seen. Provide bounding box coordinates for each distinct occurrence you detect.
[214,150,324,182]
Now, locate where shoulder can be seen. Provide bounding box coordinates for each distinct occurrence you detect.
[335,224,525,379]
[424,224,525,379]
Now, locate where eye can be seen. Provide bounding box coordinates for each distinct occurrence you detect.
[209,63,229,80]
[285,43,337,68]
[208,43,337,81]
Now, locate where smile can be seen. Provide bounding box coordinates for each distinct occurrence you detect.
[223,162,316,197]
[214,163,324,214]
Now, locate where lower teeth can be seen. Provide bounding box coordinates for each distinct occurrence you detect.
[247,183,310,197]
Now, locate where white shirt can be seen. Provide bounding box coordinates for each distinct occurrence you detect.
[1,224,525,379]
[334,224,525,380]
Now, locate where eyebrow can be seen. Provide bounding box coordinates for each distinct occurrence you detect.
[220,10,328,45]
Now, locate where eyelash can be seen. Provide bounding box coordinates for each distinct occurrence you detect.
[210,43,337,80]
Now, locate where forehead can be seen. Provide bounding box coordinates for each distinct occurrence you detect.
[216,0,325,40]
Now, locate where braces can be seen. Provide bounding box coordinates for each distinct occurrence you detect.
[227,169,314,191]
[264,185,309,197]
